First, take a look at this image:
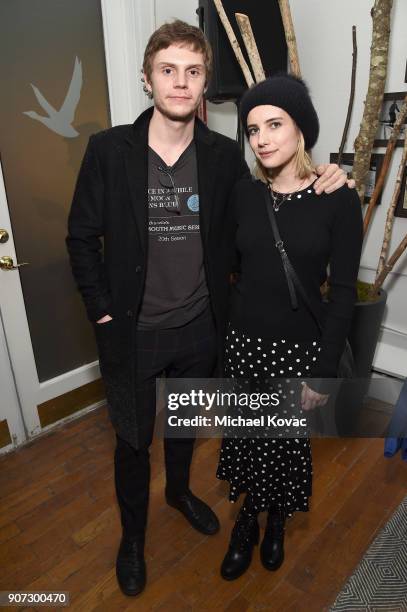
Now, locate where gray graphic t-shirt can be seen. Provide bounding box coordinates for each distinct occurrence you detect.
[137,141,209,329]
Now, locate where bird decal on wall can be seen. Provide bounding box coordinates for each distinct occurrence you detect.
[23,56,82,138]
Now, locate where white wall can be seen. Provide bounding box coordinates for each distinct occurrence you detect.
[154,0,407,377]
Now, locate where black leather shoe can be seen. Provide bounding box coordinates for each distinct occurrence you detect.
[116,536,146,597]
[166,490,220,535]
[260,508,285,571]
[220,512,259,581]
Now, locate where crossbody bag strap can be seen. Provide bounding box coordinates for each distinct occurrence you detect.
[263,185,323,336]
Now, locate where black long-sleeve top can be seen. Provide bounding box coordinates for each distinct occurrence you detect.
[229,177,363,379]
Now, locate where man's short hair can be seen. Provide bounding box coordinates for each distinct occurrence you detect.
[143,19,213,86]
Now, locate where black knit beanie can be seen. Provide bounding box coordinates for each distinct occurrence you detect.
[240,73,319,150]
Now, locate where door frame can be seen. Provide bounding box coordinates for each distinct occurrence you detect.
[101,0,154,126]
[0,315,26,449]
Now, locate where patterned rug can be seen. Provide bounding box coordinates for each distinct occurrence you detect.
[330,495,407,611]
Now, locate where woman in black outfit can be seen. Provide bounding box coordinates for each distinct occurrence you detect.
[216,74,363,580]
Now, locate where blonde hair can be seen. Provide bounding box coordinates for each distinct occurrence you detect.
[254,131,315,184]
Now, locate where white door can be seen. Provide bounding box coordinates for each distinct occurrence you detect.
[0,320,26,449]
[0,1,154,452]
[0,162,40,446]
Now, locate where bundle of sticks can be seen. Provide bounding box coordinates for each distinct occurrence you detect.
[212,0,301,85]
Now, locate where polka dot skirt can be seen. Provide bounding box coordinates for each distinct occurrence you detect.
[216,325,321,517]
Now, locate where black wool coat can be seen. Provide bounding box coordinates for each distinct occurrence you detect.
[66,106,250,448]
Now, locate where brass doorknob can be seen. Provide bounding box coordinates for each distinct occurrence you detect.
[0,256,29,271]
[0,229,9,244]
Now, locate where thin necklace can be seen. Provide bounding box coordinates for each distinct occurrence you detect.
[267,178,306,212]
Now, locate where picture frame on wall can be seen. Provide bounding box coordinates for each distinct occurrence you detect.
[330,152,385,205]
[395,167,407,218]
[374,91,406,147]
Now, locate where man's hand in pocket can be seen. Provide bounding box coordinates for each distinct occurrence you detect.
[97,314,113,324]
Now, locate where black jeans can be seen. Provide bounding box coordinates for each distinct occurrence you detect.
[114,307,217,540]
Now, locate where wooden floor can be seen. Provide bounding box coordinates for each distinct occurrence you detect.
[0,407,406,611]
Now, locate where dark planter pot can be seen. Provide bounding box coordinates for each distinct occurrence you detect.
[348,289,388,377]
[335,289,387,436]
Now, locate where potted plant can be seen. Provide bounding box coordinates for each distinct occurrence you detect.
[344,0,406,382]
[320,0,406,433]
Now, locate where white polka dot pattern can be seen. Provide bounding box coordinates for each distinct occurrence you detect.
[217,326,320,516]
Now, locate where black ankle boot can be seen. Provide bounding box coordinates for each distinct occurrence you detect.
[116,535,146,596]
[260,507,285,571]
[221,511,259,581]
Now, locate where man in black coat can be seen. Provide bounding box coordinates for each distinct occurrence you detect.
[67,20,350,597]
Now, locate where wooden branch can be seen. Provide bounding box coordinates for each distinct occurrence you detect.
[352,0,393,202]
[235,13,265,83]
[213,0,254,86]
[363,96,407,235]
[338,26,357,166]
[369,231,407,297]
[374,129,407,280]
[278,0,301,77]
